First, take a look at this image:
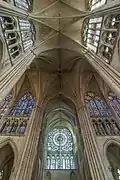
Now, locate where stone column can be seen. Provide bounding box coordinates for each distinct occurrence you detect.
[10,105,43,180]
[77,105,109,180]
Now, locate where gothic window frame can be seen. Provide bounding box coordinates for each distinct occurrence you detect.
[14,0,31,11]
[0,16,22,60]
[98,14,120,62]
[0,93,13,120]
[108,91,120,118]
[85,91,120,136]
[45,128,76,170]
[9,92,35,117]
[0,92,35,135]
[85,92,112,118]
[83,17,103,53]
[89,0,106,10]
[18,18,35,51]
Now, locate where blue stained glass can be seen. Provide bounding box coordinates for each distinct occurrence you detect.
[108,92,120,117]
[9,92,35,116]
[85,92,111,117]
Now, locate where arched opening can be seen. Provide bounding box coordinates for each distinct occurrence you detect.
[107,143,120,180]
[0,92,35,135]
[31,95,87,180]
[0,144,14,180]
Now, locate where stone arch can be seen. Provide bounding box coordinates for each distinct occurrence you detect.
[0,138,17,180]
[103,138,120,180]
[0,138,18,166]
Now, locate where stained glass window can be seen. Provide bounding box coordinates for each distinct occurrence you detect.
[0,92,34,135]
[108,92,120,117]
[83,17,103,53]
[19,19,35,51]
[0,16,21,59]
[46,128,75,170]
[85,92,112,117]
[14,0,30,10]
[0,93,12,120]
[89,0,106,10]
[9,92,35,117]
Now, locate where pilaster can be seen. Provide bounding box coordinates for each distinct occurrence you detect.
[10,105,43,180]
[77,105,109,180]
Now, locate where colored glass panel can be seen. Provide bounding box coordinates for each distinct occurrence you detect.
[9,92,35,116]
[108,92,120,117]
[85,92,112,117]
[46,128,75,170]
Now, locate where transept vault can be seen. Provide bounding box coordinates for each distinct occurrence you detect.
[0,0,120,180]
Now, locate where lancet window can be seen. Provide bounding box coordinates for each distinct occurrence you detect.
[19,19,35,50]
[46,128,75,170]
[0,16,21,59]
[108,92,120,118]
[0,93,12,120]
[14,0,30,10]
[2,0,31,11]
[0,92,35,135]
[85,92,120,136]
[83,17,103,53]
[83,13,119,63]
[89,0,106,10]
[99,14,119,62]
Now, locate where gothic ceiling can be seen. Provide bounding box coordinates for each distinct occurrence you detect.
[31,0,91,73]
[27,0,94,121]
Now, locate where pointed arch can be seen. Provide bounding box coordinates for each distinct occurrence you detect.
[0,138,17,180]
[0,91,35,135]
[9,92,35,117]
[84,76,120,136]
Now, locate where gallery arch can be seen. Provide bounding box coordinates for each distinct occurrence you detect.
[0,144,14,180]
[107,143,120,180]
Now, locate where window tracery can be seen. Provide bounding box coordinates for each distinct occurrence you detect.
[0,93,12,120]
[85,92,120,136]
[98,14,119,62]
[14,0,30,10]
[108,92,120,117]
[0,16,21,59]
[46,128,75,170]
[89,0,106,10]
[85,92,111,117]
[2,0,31,11]
[83,13,119,63]
[19,19,35,50]
[83,17,102,53]
[0,92,35,135]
